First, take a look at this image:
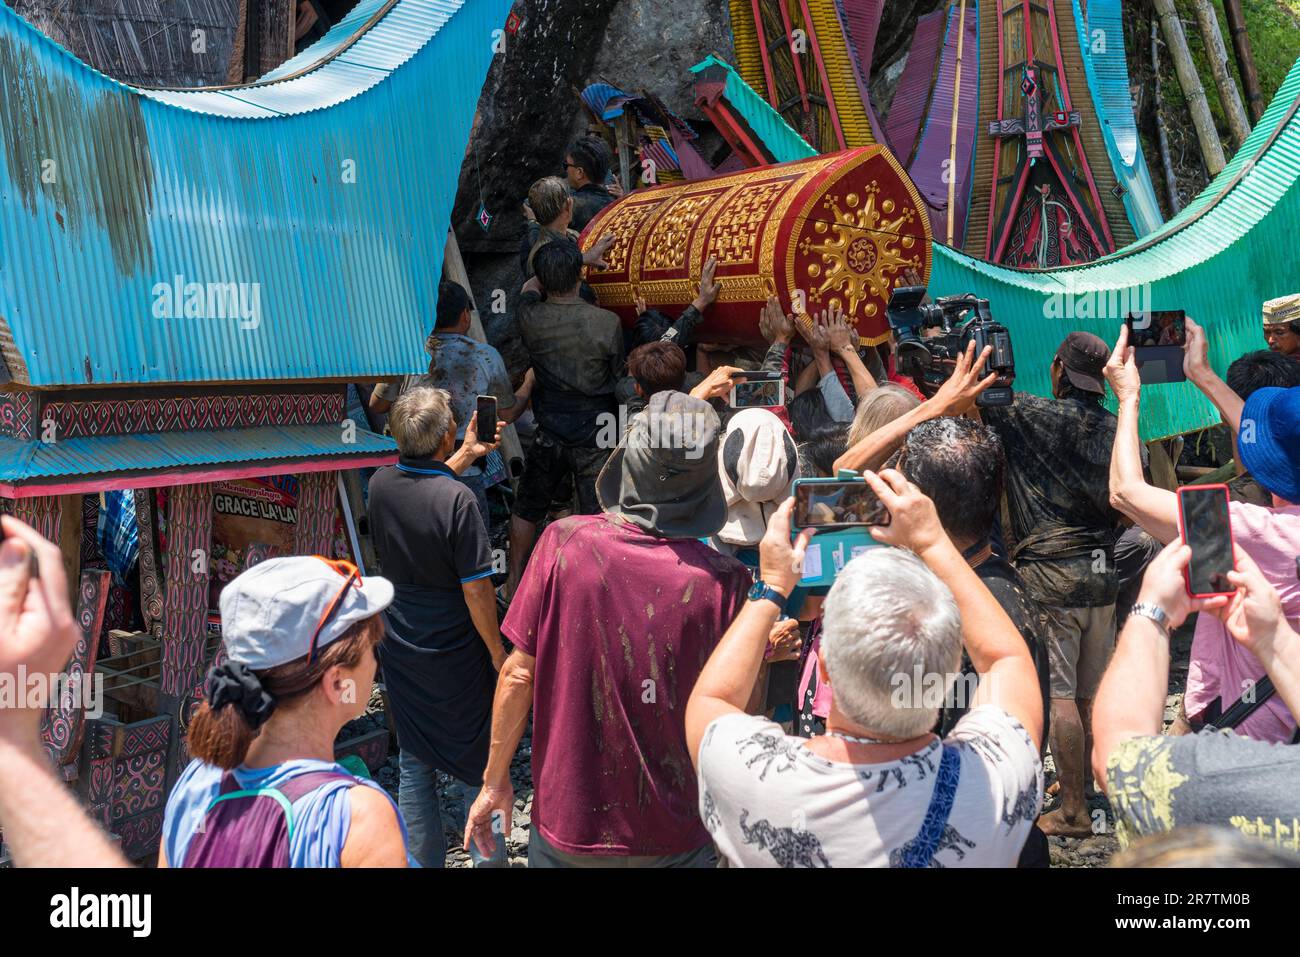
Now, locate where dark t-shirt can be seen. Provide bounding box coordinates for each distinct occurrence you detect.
[936,553,1051,749]
[571,183,614,232]
[502,514,752,856]
[983,391,1126,607]
[518,290,623,446]
[367,458,495,780]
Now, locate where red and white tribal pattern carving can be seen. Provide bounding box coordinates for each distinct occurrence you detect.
[293,470,338,556]
[42,392,345,439]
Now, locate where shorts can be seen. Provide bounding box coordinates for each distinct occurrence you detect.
[1043,603,1116,699]
[512,430,610,524]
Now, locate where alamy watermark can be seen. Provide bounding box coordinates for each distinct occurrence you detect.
[0,667,103,719]
[151,274,262,329]
[596,406,711,460]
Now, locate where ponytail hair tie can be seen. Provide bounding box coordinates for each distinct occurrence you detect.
[207,660,277,731]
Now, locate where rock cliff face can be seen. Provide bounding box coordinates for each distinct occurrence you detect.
[450,0,733,257]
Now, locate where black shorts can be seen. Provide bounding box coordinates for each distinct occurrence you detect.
[513,430,611,524]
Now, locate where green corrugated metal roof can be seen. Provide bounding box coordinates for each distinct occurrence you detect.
[691,56,818,165]
[710,52,1300,438]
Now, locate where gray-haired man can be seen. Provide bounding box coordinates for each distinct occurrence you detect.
[687,470,1044,867]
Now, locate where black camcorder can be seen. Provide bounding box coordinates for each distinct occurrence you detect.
[885,286,1015,407]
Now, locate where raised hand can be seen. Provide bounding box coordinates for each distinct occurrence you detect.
[759,296,795,345]
[758,498,813,599]
[1182,316,1213,384]
[1104,324,1141,403]
[931,340,996,416]
[860,469,949,559]
[690,365,744,403]
[694,256,722,310]
[583,233,617,269]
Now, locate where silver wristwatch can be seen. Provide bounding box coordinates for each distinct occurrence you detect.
[1129,602,1171,637]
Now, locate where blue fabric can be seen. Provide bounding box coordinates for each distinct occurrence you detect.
[96,490,139,586]
[163,758,414,868]
[897,744,961,868]
[1238,386,1300,503]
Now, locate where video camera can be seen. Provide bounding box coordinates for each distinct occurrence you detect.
[885,286,1015,407]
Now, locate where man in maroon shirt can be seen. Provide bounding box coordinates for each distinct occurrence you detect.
[463,391,755,866]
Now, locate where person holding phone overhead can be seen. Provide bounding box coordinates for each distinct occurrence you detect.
[1106,319,1300,745]
[1093,542,1300,849]
[368,280,531,525]
[979,331,1128,838]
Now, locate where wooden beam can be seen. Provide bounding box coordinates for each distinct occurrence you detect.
[59,494,81,607]
[443,231,525,479]
[1222,0,1264,124]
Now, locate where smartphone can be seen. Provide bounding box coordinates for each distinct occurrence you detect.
[475,395,498,432]
[1125,310,1187,384]
[730,379,785,408]
[1177,484,1236,597]
[792,478,891,530]
[1126,310,1186,348]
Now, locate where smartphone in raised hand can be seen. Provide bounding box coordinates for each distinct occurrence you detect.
[792,478,891,531]
[730,379,785,408]
[1177,484,1236,598]
[475,395,498,435]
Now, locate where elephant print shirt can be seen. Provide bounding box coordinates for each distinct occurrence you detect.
[697,706,1042,867]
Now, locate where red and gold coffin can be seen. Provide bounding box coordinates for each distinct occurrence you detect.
[579,146,931,346]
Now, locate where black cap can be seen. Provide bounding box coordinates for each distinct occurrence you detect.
[1055,332,1109,394]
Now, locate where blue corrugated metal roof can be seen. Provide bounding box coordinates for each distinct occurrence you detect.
[0,424,396,483]
[0,0,513,388]
[1078,0,1164,237]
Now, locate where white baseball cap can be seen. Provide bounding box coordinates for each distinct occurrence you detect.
[218,556,394,670]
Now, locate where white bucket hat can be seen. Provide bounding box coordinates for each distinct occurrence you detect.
[716,408,800,546]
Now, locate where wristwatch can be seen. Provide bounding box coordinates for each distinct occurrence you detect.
[748,579,788,607]
[1129,602,1171,637]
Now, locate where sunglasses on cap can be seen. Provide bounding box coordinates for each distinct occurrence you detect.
[308,557,362,665]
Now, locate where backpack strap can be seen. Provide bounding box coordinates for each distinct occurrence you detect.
[897,744,962,868]
[202,770,357,845]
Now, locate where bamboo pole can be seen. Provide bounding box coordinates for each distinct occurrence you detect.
[1152,0,1226,176]
[1151,21,1182,215]
[1222,0,1264,123]
[1189,0,1251,147]
[946,0,967,246]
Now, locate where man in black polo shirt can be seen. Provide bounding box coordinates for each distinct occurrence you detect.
[368,386,507,868]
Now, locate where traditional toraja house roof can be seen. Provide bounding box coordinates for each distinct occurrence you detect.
[726,0,1165,267]
[7,0,240,88]
[698,49,1300,440]
[728,0,886,153]
[0,0,514,861]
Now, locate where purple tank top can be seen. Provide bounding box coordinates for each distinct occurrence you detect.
[182,770,355,868]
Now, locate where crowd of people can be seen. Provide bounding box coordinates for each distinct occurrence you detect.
[3,135,1300,869]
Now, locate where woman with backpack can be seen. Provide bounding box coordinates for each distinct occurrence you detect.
[160,556,411,867]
